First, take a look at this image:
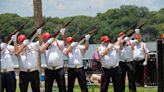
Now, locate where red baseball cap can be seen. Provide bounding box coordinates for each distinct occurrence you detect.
[101,36,110,42]
[17,34,26,44]
[118,32,125,37]
[42,32,51,40]
[66,37,74,43]
[134,34,141,39]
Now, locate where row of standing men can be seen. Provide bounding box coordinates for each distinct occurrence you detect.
[0,28,149,92]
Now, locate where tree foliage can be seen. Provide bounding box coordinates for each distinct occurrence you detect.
[0,5,164,43]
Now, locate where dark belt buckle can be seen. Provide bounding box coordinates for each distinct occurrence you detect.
[3,69,7,72]
[27,69,31,72]
[52,66,56,70]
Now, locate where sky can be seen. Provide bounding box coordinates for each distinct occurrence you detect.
[0,0,163,18]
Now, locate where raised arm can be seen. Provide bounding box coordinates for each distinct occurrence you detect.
[63,42,78,55]
[40,38,55,52]
[99,44,113,57]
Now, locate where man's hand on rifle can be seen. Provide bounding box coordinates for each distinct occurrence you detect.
[23,39,30,46]
[135,29,140,34]
[107,44,114,49]
[11,32,19,42]
[70,42,78,48]
[47,38,55,44]
[85,34,90,41]
[60,28,66,35]
[124,37,130,43]
[36,28,42,35]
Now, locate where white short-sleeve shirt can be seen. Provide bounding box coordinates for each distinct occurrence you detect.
[46,40,65,68]
[133,42,149,60]
[1,44,15,71]
[120,40,134,62]
[18,41,41,70]
[67,44,85,68]
[99,44,120,68]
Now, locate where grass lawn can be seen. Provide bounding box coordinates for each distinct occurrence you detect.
[16,85,157,92]
[72,85,157,92]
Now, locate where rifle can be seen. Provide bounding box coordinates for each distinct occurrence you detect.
[136,20,147,29]
[27,22,46,39]
[112,24,137,43]
[53,17,76,38]
[15,22,46,55]
[4,23,26,43]
[126,21,147,37]
[63,17,76,28]
[77,27,97,42]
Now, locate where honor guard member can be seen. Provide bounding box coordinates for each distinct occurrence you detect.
[119,32,137,92]
[98,36,122,92]
[63,34,90,92]
[133,33,149,86]
[14,29,42,92]
[40,28,66,92]
[0,34,18,92]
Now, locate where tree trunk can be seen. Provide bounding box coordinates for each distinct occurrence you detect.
[33,0,43,27]
[33,0,42,72]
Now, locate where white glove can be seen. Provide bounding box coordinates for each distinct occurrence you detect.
[47,38,55,44]
[23,39,30,46]
[0,43,7,50]
[133,39,139,44]
[107,44,114,49]
[36,28,42,35]
[135,29,140,34]
[85,34,90,41]
[143,61,147,66]
[124,37,130,42]
[117,37,122,42]
[60,28,66,35]
[70,42,78,48]
[11,32,19,42]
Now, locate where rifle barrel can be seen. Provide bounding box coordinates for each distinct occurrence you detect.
[28,22,45,39]
[5,23,26,43]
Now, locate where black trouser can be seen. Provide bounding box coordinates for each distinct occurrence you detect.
[67,68,88,92]
[100,66,121,92]
[45,68,66,92]
[134,59,145,86]
[0,71,16,92]
[19,70,40,92]
[120,61,136,92]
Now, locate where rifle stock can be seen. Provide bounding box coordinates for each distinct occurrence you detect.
[5,23,26,43]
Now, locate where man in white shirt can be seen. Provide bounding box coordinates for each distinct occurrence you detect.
[63,34,90,92]
[118,32,136,92]
[0,39,16,92]
[14,29,42,92]
[133,34,149,86]
[98,36,122,92]
[40,28,66,92]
